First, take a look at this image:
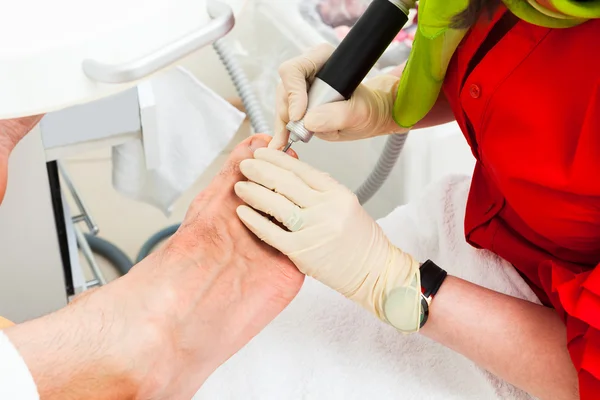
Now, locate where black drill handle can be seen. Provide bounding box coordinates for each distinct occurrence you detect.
[316,0,409,99]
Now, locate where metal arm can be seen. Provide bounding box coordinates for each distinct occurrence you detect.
[82,0,235,84]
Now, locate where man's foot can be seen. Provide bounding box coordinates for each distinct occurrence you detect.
[5,134,304,400]
[0,116,43,202]
[125,134,305,398]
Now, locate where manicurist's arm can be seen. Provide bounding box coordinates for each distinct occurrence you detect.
[234,147,579,400]
[421,276,578,400]
[388,63,456,129]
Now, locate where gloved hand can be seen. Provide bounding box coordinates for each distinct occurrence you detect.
[270,44,409,150]
[234,148,422,332]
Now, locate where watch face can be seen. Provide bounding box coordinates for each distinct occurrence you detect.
[383,285,421,333]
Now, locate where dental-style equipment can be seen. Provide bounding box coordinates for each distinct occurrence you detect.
[284,0,416,152]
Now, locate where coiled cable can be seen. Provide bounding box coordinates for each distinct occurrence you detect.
[354,132,408,205]
[213,39,271,134]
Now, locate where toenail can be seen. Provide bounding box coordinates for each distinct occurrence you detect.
[249,137,269,151]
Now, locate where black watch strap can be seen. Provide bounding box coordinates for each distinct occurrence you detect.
[419,260,447,298]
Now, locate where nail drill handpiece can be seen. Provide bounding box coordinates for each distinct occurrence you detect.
[284,0,416,152]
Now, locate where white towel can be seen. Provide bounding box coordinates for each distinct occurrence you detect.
[194,174,539,400]
[112,67,245,215]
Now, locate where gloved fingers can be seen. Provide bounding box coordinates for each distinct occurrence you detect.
[270,119,289,151]
[239,158,320,207]
[275,82,290,123]
[313,130,341,141]
[269,84,290,150]
[363,74,400,92]
[278,43,335,121]
[252,148,339,192]
[236,205,294,253]
[235,181,305,232]
[303,100,361,138]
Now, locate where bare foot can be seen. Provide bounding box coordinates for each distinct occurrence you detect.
[4,134,304,400]
[0,115,43,202]
[126,134,304,398]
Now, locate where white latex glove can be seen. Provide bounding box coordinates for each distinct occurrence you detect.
[270,43,409,150]
[234,148,422,332]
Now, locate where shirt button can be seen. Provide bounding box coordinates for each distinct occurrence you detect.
[469,84,481,99]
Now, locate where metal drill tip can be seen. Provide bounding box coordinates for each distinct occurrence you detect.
[282,140,293,153]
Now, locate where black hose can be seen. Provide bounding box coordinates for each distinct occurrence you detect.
[83,234,134,276]
[135,224,181,264]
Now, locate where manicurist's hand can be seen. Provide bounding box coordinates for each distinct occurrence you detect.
[271,43,408,150]
[235,148,421,331]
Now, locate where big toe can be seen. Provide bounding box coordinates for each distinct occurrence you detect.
[213,134,298,186]
[215,134,271,184]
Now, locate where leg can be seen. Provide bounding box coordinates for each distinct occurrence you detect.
[5,134,304,400]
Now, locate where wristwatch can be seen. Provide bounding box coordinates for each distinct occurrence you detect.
[418,260,447,328]
[383,259,447,333]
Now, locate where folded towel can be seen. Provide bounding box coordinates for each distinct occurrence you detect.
[112,67,245,215]
[194,174,538,400]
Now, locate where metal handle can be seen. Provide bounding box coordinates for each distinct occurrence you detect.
[58,161,99,235]
[82,0,235,83]
[74,225,108,287]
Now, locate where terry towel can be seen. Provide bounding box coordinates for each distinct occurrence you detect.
[194,174,539,400]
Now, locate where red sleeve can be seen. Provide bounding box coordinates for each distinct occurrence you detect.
[539,261,600,398]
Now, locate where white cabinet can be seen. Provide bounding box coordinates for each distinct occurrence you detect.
[1,0,234,119]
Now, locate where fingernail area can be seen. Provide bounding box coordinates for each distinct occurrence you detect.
[238,159,254,177]
[235,205,247,220]
[233,181,247,196]
[253,147,269,158]
[236,205,252,223]
[249,136,269,151]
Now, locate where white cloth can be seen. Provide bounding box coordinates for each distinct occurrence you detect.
[194,174,540,400]
[0,332,38,399]
[112,67,245,215]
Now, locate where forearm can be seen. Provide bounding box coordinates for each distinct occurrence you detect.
[5,303,140,400]
[387,64,456,130]
[2,269,175,400]
[420,276,578,400]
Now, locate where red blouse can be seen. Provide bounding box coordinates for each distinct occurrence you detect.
[442,5,600,398]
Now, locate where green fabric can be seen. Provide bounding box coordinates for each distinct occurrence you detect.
[393,0,469,128]
[392,0,599,129]
[502,0,586,27]
[551,0,600,18]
